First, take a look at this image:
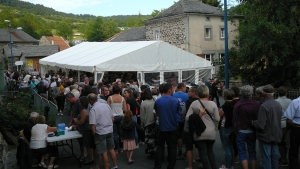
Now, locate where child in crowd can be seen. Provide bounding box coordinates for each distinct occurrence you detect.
[120,110,143,164]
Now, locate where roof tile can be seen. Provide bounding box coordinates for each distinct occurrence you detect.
[147,0,222,21]
[3,45,59,58]
[0,28,38,42]
[44,36,70,51]
[109,27,146,42]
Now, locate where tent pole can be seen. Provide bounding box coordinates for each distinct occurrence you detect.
[94,66,97,85]
[100,72,104,81]
[195,69,199,85]
[160,72,164,84]
[140,72,144,85]
[78,70,80,82]
[178,70,182,83]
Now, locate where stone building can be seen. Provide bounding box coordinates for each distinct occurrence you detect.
[108,0,241,77]
[39,36,70,51]
[3,45,59,72]
[145,0,241,64]
[0,28,38,70]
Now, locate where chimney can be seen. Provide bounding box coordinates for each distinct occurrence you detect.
[51,40,54,45]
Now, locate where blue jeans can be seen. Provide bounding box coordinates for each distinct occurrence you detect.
[236,131,256,161]
[132,115,138,145]
[259,141,279,169]
[113,115,122,151]
[220,127,234,168]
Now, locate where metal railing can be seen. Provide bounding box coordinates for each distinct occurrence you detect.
[29,88,58,125]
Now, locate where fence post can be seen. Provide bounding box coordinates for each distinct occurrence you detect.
[44,101,50,122]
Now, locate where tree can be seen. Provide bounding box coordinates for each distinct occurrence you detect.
[229,0,300,88]
[0,9,17,28]
[151,10,160,18]
[103,18,120,39]
[56,20,73,40]
[84,17,106,42]
[19,14,41,39]
[200,0,222,8]
[125,13,150,27]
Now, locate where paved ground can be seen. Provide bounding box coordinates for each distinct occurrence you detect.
[52,97,290,169]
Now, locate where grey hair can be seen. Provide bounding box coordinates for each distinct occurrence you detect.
[255,86,264,94]
[241,85,253,99]
[197,85,210,98]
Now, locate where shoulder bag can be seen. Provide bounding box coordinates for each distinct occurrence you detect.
[198,99,213,121]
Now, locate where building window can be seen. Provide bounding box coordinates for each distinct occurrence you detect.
[155,30,160,40]
[204,54,214,61]
[206,16,210,21]
[221,17,224,22]
[205,28,211,38]
[219,53,225,60]
[220,28,225,39]
[204,26,212,40]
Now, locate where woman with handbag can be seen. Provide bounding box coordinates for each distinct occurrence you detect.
[186,85,220,169]
[140,88,156,159]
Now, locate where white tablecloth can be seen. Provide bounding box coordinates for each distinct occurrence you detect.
[46,130,82,143]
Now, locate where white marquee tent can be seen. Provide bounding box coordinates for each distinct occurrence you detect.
[39,41,212,83]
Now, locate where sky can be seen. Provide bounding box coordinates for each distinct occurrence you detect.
[21,0,179,17]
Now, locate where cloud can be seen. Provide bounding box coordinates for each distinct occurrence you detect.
[22,0,111,14]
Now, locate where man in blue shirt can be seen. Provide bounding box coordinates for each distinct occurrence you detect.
[284,96,300,169]
[154,83,181,169]
[172,82,188,160]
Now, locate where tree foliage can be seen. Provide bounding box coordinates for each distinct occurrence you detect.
[125,13,150,27]
[0,0,96,20]
[229,0,300,88]
[84,17,120,42]
[55,19,73,40]
[0,9,17,28]
[199,0,222,8]
[19,14,52,39]
[151,10,161,18]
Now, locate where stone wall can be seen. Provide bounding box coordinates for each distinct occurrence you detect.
[0,42,38,71]
[0,132,17,169]
[146,16,188,48]
[39,36,51,45]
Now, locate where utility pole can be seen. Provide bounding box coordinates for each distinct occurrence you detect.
[224,0,229,89]
[5,20,14,72]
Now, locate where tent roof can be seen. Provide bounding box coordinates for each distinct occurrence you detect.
[39,41,212,72]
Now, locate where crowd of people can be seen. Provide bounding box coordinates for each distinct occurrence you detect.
[16,68,300,169]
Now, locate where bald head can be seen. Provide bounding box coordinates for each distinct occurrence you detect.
[87,93,98,105]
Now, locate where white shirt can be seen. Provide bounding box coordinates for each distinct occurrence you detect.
[71,89,80,98]
[23,75,31,82]
[64,87,70,95]
[30,124,48,149]
[50,82,57,88]
[89,102,113,135]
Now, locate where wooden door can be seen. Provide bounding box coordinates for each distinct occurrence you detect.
[33,58,40,71]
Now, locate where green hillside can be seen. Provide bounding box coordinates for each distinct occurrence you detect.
[0,0,153,42]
